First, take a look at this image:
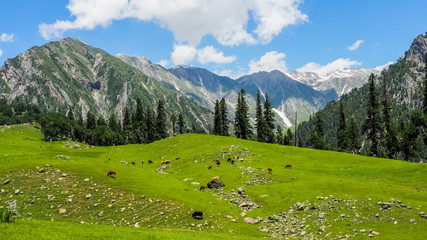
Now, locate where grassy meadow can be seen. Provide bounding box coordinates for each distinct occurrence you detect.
[0,124,426,239]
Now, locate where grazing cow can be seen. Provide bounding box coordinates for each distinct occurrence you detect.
[120,161,129,165]
[200,185,206,191]
[268,168,272,174]
[107,170,116,177]
[208,165,212,170]
[285,164,292,169]
[175,157,180,160]
[231,160,235,165]
[161,160,171,165]
[192,211,203,219]
[227,158,232,163]
[215,159,221,166]
[141,160,144,165]
[148,160,153,164]
[131,162,135,165]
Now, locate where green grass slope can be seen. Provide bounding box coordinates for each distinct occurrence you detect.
[0,124,426,239]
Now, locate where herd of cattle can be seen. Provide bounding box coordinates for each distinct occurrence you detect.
[105,156,292,219]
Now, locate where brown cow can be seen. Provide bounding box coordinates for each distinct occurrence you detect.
[215,159,221,166]
[208,165,212,170]
[200,185,206,191]
[285,164,292,169]
[268,168,272,174]
[107,170,116,177]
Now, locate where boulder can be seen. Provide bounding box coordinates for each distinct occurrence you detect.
[59,208,67,214]
[207,177,225,189]
[244,217,258,224]
[3,179,10,185]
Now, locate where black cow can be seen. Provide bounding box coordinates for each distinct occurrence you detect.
[148,160,153,164]
[192,211,203,219]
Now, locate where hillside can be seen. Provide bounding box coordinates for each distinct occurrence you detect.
[0,124,426,239]
[0,38,212,131]
[297,34,427,157]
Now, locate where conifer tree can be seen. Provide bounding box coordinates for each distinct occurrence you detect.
[145,108,155,143]
[308,112,329,150]
[255,90,266,142]
[276,125,284,145]
[170,112,178,136]
[213,100,222,135]
[177,113,185,134]
[219,98,229,136]
[86,112,96,130]
[123,106,131,128]
[97,116,107,126]
[234,89,251,139]
[67,108,74,121]
[155,100,167,140]
[283,128,294,146]
[263,92,275,143]
[135,98,144,123]
[346,117,361,154]
[424,53,427,115]
[108,112,119,132]
[337,100,349,152]
[363,74,382,156]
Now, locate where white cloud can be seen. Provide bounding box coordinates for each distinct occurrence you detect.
[375,61,393,71]
[346,40,364,51]
[158,59,169,67]
[297,58,362,75]
[248,51,288,74]
[171,44,197,65]
[214,69,246,79]
[0,33,15,42]
[0,49,3,57]
[39,0,307,46]
[197,46,236,64]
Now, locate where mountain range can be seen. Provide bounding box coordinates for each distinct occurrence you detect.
[0,37,384,131]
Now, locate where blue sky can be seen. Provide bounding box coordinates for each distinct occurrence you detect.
[0,0,426,78]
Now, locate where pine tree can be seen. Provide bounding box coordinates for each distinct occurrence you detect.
[97,116,107,126]
[363,74,382,157]
[213,100,222,135]
[135,98,144,123]
[108,112,119,132]
[123,106,131,128]
[382,76,397,158]
[155,100,167,140]
[177,113,185,134]
[263,92,275,143]
[337,100,349,152]
[219,98,229,136]
[283,128,294,146]
[86,112,96,130]
[145,108,155,143]
[255,90,266,142]
[276,125,284,145]
[67,108,74,121]
[234,89,251,139]
[308,112,329,150]
[170,112,178,136]
[346,118,361,154]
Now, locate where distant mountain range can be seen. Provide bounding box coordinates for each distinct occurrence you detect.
[0,37,384,131]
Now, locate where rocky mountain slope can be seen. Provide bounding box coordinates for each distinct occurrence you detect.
[287,68,381,96]
[0,38,212,130]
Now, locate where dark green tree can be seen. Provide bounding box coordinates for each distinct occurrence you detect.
[170,112,178,136]
[424,53,427,115]
[308,112,329,150]
[264,92,275,143]
[363,74,382,157]
[234,89,252,139]
[219,98,229,136]
[123,106,131,128]
[177,113,185,134]
[108,112,119,132]
[337,100,349,152]
[283,128,294,146]
[346,117,361,154]
[276,125,284,145]
[135,98,144,123]
[213,100,222,135]
[155,100,167,140]
[145,108,155,143]
[86,112,97,130]
[67,108,74,121]
[255,90,266,142]
[97,116,107,126]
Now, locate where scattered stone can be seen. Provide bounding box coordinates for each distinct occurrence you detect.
[207,177,225,189]
[94,203,98,207]
[190,182,200,185]
[14,189,21,195]
[99,211,104,217]
[84,178,89,182]
[360,229,366,233]
[260,228,269,233]
[134,222,140,228]
[237,187,245,194]
[48,195,55,201]
[66,198,72,203]
[108,204,112,208]
[319,225,326,232]
[420,212,425,216]
[340,214,346,218]
[85,194,91,199]
[59,208,67,214]
[121,207,126,212]
[239,201,254,208]
[371,231,379,235]
[6,200,17,212]
[240,211,247,217]
[318,212,325,219]
[244,217,258,224]
[3,179,10,185]
[410,219,417,224]
[394,220,398,224]
[317,196,324,200]
[375,213,380,218]
[231,219,236,223]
